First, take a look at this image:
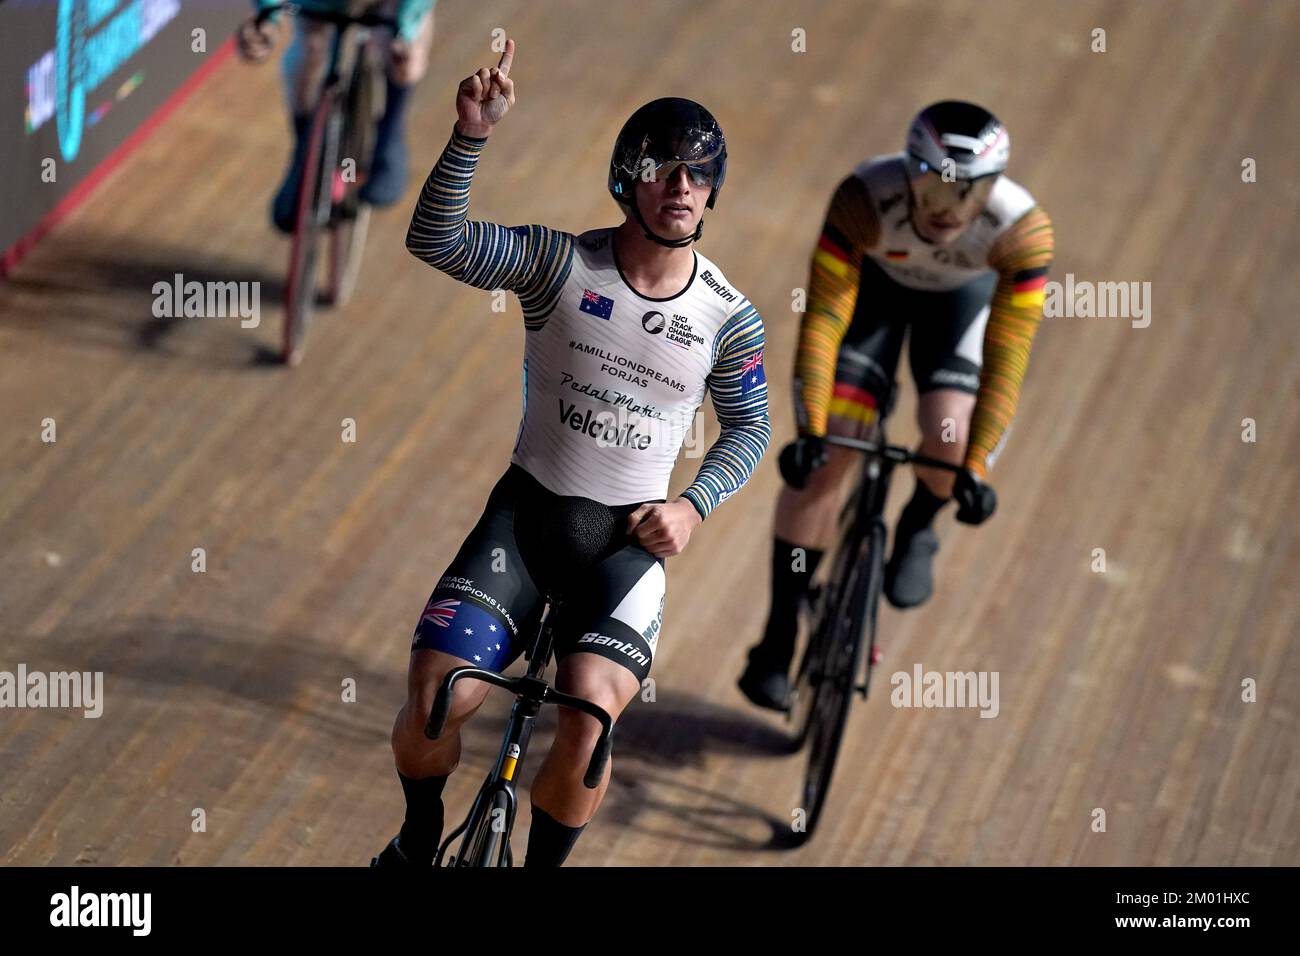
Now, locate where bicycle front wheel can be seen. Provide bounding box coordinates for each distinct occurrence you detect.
[327,203,370,307]
[465,790,512,867]
[787,584,829,749]
[326,42,383,307]
[798,524,882,842]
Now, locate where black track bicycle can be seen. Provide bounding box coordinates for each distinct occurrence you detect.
[785,402,990,843]
[253,3,390,365]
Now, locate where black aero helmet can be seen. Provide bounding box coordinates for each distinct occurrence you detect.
[608,98,727,247]
[905,100,1009,182]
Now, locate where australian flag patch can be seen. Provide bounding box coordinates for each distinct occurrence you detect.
[739,350,766,396]
[579,289,615,320]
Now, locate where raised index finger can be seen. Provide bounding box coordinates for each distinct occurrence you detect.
[496,38,514,77]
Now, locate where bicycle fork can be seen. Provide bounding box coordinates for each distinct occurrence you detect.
[436,683,542,867]
[853,458,893,700]
[429,668,614,867]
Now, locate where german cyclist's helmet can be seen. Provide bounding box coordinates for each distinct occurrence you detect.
[904,100,1009,182]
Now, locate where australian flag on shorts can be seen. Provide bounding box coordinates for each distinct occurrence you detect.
[739,350,766,396]
[415,596,512,670]
[579,289,614,320]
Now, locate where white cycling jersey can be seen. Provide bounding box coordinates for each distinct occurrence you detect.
[854,153,1038,291]
[512,228,762,506]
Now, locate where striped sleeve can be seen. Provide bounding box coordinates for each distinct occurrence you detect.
[681,304,772,520]
[406,128,573,328]
[967,205,1055,479]
[793,174,879,435]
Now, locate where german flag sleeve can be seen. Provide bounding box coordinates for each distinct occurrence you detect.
[794,175,879,436]
[967,205,1055,479]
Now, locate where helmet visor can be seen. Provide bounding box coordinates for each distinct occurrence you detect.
[910,170,997,216]
[627,123,725,186]
[636,157,723,188]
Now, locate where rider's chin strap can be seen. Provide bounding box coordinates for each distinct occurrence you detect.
[631,202,702,248]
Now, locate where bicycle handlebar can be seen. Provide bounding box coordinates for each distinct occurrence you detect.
[822,433,976,479]
[424,666,615,790]
[547,688,616,788]
[255,3,398,31]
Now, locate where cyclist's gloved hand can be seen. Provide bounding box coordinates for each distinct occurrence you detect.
[779,435,829,490]
[952,469,997,525]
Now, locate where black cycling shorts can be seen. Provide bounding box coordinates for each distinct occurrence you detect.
[411,465,666,683]
[827,257,997,438]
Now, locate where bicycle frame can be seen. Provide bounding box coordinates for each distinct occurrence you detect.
[821,428,970,692]
[426,595,616,867]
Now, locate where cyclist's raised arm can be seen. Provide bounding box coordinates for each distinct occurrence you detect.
[405,39,573,315]
[793,174,879,436]
[681,305,773,521]
[405,130,572,303]
[966,205,1055,479]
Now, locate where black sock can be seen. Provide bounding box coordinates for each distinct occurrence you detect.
[524,806,587,868]
[894,479,948,546]
[397,770,447,864]
[757,536,825,668]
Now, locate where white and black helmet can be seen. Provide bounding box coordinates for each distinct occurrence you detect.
[905,100,1009,182]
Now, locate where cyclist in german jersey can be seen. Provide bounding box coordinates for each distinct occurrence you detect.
[739,101,1054,710]
[374,41,770,866]
[236,0,436,230]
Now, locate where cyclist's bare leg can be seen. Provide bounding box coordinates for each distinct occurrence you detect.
[740,439,870,705]
[772,442,865,550]
[391,648,491,779]
[374,648,491,864]
[913,388,974,496]
[528,652,640,831]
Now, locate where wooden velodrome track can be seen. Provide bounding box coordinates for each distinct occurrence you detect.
[2,0,1297,866]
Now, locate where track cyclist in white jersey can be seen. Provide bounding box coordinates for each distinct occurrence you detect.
[374,40,771,867]
[738,102,1054,710]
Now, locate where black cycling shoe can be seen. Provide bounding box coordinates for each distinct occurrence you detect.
[884,527,940,609]
[371,834,429,868]
[738,644,791,712]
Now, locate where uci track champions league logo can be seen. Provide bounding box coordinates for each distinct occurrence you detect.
[26,0,180,162]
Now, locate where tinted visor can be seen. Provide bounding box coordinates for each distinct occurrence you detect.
[630,127,725,188]
[639,157,723,187]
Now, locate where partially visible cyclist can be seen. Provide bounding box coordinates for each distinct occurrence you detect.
[235,0,435,231]
[739,101,1055,710]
